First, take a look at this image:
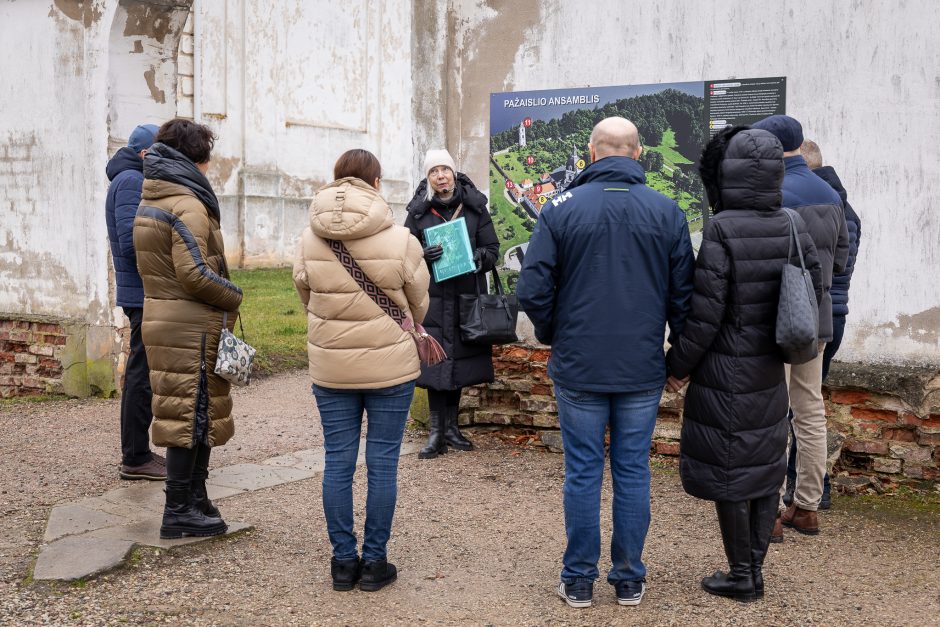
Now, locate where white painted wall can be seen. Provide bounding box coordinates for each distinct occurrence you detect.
[447,0,940,367]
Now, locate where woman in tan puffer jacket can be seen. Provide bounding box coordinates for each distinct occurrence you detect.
[293,149,429,593]
[134,119,242,541]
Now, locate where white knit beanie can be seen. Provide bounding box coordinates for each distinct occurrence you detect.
[423,149,457,178]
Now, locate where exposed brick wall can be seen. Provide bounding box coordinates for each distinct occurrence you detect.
[0,318,66,397]
[464,345,940,488]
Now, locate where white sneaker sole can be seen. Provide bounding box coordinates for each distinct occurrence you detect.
[556,582,592,608]
[617,583,646,606]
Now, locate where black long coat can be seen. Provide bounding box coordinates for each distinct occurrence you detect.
[404,173,500,391]
[667,129,823,502]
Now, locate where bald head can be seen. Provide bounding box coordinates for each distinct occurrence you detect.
[589,117,641,161]
[801,139,823,170]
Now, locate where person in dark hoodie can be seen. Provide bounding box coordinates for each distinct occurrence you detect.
[666,126,822,602]
[134,119,242,539]
[751,115,848,539]
[783,139,863,510]
[518,117,694,609]
[404,150,500,459]
[105,123,166,481]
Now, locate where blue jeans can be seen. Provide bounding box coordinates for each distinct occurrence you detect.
[312,381,415,562]
[554,384,661,585]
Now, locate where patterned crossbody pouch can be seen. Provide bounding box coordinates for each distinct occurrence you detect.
[214,311,257,386]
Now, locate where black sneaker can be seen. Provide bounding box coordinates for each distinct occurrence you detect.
[359,559,397,592]
[615,580,646,606]
[556,581,592,608]
[330,557,362,592]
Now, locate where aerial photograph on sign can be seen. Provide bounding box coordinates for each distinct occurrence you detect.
[489,81,707,286]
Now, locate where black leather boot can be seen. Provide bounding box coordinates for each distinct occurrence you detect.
[160,487,228,539]
[330,557,362,591]
[442,406,473,451]
[418,411,448,459]
[191,443,221,518]
[748,494,778,599]
[702,500,757,602]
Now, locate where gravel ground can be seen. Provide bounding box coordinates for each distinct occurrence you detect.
[1,370,939,625]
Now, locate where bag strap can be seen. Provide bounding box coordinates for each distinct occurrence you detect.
[221,311,247,340]
[429,203,463,223]
[783,208,808,273]
[328,239,407,325]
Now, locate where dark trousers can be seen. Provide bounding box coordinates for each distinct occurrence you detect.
[787,315,846,490]
[120,307,154,466]
[427,388,462,414]
[166,443,212,492]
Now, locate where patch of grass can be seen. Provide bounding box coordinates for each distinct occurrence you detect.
[230,267,308,376]
[647,128,693,167]
[837,485,940,526]
[0,393,69,409]
[69,578,87,589]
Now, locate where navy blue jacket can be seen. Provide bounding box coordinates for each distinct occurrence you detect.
[106,147,145,307]
[517,156,694,392]
[814,166,861,318]
[781,156,849,341]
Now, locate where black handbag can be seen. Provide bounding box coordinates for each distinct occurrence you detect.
[459,268,519,345]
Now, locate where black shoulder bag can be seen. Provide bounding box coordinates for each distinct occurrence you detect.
[458,268,519,345]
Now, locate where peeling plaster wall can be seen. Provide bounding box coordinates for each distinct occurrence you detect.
[446,0,940,367]
[191,0,419,267]
[0,1,112,324]
[0,0,190,396]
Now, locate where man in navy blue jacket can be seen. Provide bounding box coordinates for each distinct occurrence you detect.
[106,124,165,480]
[752,116,848,539]
[518,117,694,609]
[784,140,863,511]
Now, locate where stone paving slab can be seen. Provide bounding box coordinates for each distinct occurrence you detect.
[33,536,135,582]
[43,504,129,543]
[35,442,419,581]
[206,463,315,492]
[89,519,253,550]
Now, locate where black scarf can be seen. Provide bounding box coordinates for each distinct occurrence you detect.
[143,143,221,220]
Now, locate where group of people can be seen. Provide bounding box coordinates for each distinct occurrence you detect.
[105,109,859,604]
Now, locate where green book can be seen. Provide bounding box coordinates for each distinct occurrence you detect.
[424,217,475,282]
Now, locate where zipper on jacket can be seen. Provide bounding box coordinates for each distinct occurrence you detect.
[193,332,208,448]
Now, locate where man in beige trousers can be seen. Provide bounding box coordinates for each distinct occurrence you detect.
[752,116,848,538]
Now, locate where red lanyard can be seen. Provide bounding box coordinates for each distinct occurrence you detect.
[430,204,463,223]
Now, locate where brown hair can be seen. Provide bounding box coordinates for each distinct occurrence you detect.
[800,139,823,170]
[155,118,216,164]
[334,149,382,185]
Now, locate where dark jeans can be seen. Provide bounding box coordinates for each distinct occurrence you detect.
[787,315,845,491]
[554,384,661,585]
[427,388,462,414]
[313,381,415,562]
[120,307,154,466]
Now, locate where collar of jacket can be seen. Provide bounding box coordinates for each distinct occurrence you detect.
[106,146,143,181]
[812,165,847,200]
[143,143,221,221]
[407,172,487,219]
[566,156,646,190]
[783,154,809,173]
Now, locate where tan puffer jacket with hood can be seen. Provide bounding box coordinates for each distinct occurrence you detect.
[293,177,430,389]
[133,143,242,448]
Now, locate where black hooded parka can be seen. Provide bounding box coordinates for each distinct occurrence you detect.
[667,129,823,502]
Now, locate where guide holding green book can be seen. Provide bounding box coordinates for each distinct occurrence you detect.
[405,149,501,460]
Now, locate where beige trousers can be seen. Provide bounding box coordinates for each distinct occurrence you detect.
[779,343,827,512]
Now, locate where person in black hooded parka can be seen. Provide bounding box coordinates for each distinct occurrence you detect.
[666,127,822,602]
[404,150,500,459]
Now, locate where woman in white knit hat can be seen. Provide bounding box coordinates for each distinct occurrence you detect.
[404,149,500,459]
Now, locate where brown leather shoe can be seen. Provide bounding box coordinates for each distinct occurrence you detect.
[769,514,784,543]
[781,503,819,535]
[120,457,167,481]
